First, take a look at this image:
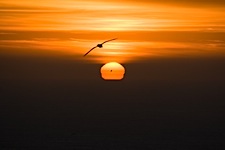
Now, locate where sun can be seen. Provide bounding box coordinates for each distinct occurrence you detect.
[100,62,125,80]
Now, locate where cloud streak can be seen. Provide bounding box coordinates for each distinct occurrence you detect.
[1,0,225,31]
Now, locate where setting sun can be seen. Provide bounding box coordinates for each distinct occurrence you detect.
[100,62,125,80]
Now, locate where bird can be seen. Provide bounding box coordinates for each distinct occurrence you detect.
[83,38,117,57]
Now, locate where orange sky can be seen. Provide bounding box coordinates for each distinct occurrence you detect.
[1,0,225,63]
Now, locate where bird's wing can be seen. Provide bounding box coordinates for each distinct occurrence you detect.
[83,46,97,57]
[101,38,117,44]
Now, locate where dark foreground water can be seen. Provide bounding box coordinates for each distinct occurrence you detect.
[0,78,225,150]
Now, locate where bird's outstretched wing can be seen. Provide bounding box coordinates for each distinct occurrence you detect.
[83,46,97,57]
[101,38,117,44]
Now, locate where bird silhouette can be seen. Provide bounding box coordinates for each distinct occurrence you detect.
[83,38,117,57]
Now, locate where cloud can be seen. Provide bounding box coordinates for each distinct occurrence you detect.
[109,0,225,7]
[1,0,225,31]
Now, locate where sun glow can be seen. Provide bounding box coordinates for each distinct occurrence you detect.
[100,62,125,80]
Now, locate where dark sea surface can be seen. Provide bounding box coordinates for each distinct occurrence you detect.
[1,78,225,149]
[0,54,225,149]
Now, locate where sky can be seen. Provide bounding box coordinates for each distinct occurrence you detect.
[1,0,225,64]
[1,1,225,149]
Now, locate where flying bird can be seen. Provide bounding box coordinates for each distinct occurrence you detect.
[83,38,117,57]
